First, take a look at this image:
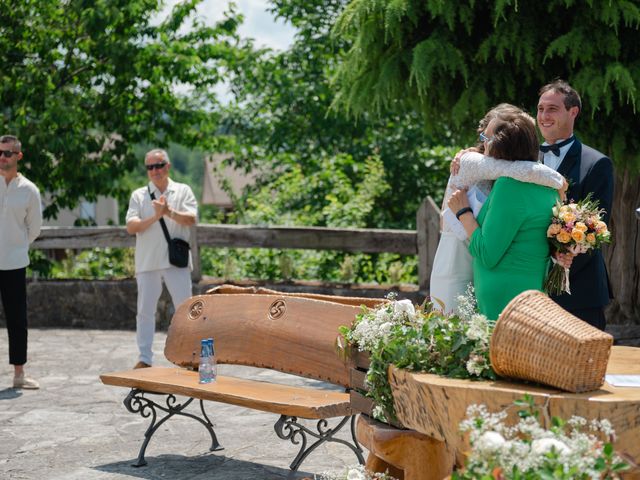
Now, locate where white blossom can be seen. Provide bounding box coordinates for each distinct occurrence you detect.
[459,402,625,479]
[531,437,570,456]
[476,431,506,453]
[318,464,398,480]
[349,299,423,352]
[346,468,367,480]
[393,299,416,318]
[466,355,486,376]
[455,283,478,320]
[466,313,490,343]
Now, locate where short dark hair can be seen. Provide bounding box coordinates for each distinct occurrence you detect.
[0,134,21,151]
[487,113,539,162]
[539,79,582,114]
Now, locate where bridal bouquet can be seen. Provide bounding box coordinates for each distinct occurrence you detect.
[544,195,611,296]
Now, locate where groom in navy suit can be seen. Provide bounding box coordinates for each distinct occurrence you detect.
[537,80,614,330]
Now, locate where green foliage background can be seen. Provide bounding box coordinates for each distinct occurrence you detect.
[329,0,640,320]
[0,0,245,219]
[7,0,455,284]
[19,1,636,292]
[331,0,640,170]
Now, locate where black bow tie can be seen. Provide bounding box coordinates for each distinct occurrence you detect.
[540,136,575,156]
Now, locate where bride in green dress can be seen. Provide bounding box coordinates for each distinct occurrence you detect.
[448,112,560,321]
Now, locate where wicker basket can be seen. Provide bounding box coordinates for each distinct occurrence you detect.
[490,290,613,393]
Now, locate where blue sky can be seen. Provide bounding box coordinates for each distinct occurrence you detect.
[162,0,296,50]
[159,1,297,101]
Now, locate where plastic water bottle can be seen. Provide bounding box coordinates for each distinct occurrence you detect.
[199,339,213,384]
[207,338,217,382]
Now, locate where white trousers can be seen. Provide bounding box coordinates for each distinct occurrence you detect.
[135,267,192,364]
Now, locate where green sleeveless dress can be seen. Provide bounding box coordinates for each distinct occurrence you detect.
[469,176,558,321]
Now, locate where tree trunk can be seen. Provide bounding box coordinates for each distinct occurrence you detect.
[605,169,640,324]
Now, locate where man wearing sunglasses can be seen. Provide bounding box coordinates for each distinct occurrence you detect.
[126,149,197,369]
[0,135,42,389]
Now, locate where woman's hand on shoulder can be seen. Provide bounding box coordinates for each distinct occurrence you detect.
[450,147,479,175]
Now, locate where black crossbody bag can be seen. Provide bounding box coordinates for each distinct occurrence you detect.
[148,187,190,268]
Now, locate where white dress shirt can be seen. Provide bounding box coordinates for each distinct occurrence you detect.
[0,174,42,270]
[126,179,198,273]
[541,138,575,171]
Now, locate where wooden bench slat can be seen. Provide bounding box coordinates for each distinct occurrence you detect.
[100,367,352,419]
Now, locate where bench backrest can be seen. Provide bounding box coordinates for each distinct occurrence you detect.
[205,284,387,309]
[164,292,386,388]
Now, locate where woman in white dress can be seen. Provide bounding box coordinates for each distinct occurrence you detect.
[430,105,565,314]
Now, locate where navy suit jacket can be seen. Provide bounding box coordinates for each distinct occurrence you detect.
[550,138,614,310]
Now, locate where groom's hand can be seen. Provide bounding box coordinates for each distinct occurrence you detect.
[559,178,569,202]
[553,251,575,268]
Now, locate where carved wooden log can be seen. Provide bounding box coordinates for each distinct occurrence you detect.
[389,346,640,478]
[356,414,454,480]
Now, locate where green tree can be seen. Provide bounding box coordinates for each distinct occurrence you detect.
[0,0,244,218]
[331,0,640,323]
[200,152,420,284]
[222,0,453,230]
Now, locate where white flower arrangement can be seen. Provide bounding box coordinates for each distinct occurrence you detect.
[315,464,397,480]
[347,295,424,353]
[339,287,495,424]
[454,397,629,479]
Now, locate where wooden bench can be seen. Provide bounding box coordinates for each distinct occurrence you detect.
[100,286,385,471]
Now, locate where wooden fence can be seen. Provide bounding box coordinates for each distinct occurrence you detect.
[33,197,441,291]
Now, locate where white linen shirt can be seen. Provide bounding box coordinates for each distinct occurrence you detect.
[0,174,42,270]
[126,179,198,274]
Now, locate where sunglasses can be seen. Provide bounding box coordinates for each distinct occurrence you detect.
[145,162,167,171]
[479,132,494,143]
[0,150,18,158]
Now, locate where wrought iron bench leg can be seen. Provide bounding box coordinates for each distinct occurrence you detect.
[274,415,364,471]
[123,388,223,467]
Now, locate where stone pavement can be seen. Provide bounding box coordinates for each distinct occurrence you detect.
[0,329,363,480]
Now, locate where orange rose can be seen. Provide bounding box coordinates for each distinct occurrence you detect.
[595,221,608,233]
[586,233,596,244]
[547,224,562,237]
[560,211,576,224]
[574,222,588,232]
[571,229,585,243]
[557,230,572,243]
